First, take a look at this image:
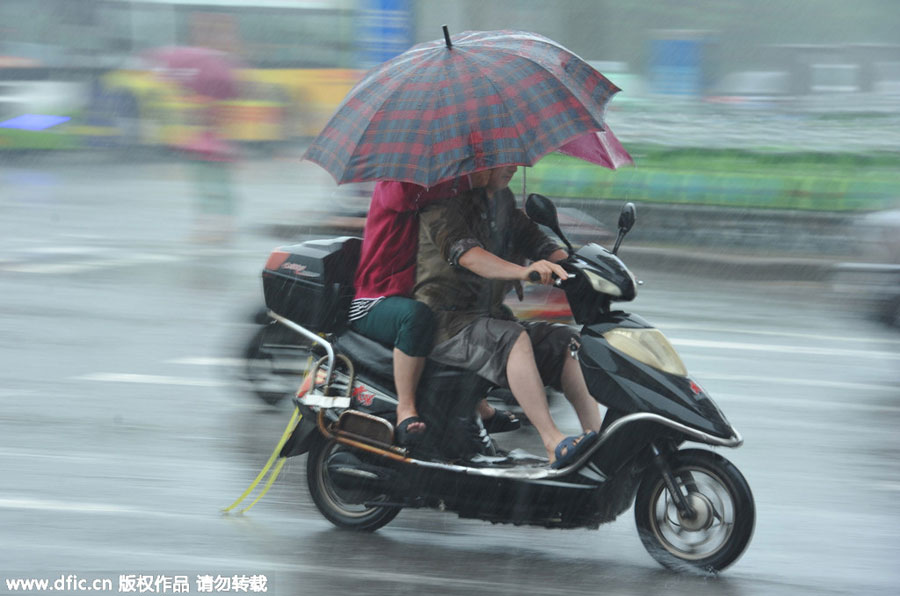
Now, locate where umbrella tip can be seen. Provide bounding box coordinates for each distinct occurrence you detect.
[442,25,452,49]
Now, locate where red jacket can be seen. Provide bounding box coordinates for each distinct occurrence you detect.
[353,177,471,300]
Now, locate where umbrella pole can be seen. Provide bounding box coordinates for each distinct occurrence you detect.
[522,167,527,205]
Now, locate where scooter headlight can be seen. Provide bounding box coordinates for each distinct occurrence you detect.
[584,270,622,297]
[602,328,687,376]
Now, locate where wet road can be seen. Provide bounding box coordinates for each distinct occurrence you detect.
[1,159,899,595]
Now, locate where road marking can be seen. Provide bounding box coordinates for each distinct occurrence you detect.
[672,338,900,360]
[661,323,900,346]
[168,357,247,367]
[0,450,98,463]
[0,497,199,520]
[0,497,148,515]
[0,388,36,398]
[1,253,181,274]
[714,392,900,414]
[26,246,103,255]
[731,413,900,436]
[0,448,264,475]
[694,372,898,393]
[73,373,229,387]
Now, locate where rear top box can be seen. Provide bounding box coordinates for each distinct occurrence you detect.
[262,237,361,333]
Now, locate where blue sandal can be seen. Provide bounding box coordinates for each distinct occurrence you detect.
[551,431,598,469]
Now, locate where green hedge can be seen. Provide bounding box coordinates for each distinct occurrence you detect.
[519,148,900,212]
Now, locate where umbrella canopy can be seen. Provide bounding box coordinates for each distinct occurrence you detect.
[303,29,623,187]
[146,46,240,100]
[557,126,633,170]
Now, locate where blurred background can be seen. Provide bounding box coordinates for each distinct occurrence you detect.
[1,2,899,595]
[2,0,898,263]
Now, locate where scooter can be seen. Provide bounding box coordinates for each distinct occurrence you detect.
[263,196,755,573]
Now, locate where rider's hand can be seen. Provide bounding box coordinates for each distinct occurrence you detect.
[524,260,568,285]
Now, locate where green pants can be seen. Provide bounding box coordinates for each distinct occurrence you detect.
[349,297,435,357]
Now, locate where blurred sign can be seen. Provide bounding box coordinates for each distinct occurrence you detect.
[355,0,413,68]
[0,114,70,131]
[649,32,710,96]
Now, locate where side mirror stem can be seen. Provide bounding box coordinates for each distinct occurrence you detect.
[612,230,626,255]
[554,225,575,256]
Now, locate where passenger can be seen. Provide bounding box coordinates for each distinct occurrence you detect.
[349,175,519,448]
[414,165,603,468]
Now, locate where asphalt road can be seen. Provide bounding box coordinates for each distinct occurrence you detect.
[1,158,899,595]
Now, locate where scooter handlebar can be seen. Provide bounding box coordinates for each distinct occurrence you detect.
[527,269,576,286]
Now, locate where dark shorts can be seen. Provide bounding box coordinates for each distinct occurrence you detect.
[348,296,435,357]
[429,317,577,389]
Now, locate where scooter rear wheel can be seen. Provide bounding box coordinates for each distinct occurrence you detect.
[634,449,755,573]
[306,438,401,532]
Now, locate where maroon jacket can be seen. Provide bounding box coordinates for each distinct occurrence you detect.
[353,177,471,300]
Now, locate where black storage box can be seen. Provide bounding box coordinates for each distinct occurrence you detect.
[262,236,361,332]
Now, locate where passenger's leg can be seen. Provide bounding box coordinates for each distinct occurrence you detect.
[350,298,435,437]
[391,299,436,435]
[393,348,425,431]
[505,331,566,458]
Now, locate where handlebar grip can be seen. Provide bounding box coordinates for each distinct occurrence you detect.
[527,271,541,282]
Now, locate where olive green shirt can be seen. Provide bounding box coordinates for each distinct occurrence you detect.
[414,186,561,344]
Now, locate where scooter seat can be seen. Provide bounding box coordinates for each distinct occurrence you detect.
[333,330,494,396]
[334,328,490,405]
[333,330,395,388]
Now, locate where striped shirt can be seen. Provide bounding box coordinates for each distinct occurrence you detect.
[348,297,384,322]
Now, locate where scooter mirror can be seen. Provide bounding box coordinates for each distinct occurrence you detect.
[612,202,636,255]
[525,193,559,229]
[526,193,574,255]
[618,202,636,233]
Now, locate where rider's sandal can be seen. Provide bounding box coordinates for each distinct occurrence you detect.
[395,416,427,448]
[482,409,521,434]
[551,431,599,469]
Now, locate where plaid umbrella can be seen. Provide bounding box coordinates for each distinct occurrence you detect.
[303,29,622,187]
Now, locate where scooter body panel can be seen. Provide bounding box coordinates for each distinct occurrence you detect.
[579,312,735,439]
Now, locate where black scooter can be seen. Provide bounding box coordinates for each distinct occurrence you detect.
[263,196,755,573]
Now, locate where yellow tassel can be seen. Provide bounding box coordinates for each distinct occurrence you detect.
[239,457,288,514]
[222,406,301,513]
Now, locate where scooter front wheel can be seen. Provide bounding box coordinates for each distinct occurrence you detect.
[306,437,401,532]
[634,449,755,573]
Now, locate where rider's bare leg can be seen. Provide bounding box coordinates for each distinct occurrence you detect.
[394,348,425,432]
[560,355,603,433]
[505,332,565,458]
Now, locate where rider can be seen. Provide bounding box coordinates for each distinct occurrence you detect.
[349,174,519,447]
[414,165,603,468]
